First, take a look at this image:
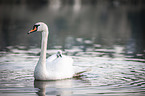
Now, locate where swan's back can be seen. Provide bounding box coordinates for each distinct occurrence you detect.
[46,55,74,80]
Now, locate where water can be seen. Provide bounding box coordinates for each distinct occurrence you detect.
[0,45,145,96]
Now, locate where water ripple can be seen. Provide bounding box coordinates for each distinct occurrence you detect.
[0,46,145,95]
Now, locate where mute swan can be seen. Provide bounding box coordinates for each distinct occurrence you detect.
[28,22,74,80]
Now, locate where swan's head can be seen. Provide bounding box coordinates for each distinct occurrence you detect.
[56,50,63,58]
[28,22,48,34]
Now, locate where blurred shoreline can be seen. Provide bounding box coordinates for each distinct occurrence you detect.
[0,0,145,58]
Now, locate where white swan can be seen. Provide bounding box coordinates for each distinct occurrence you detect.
[28,22,74,80]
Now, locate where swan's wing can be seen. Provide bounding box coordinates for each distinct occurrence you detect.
[46,55,74,79]
[46,55,73,71]
[46,50,63,63]
[46,54,57,63]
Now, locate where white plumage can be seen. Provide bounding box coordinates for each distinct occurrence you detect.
[28,22,74,80]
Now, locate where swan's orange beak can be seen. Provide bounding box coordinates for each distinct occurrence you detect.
[28,26,37,34]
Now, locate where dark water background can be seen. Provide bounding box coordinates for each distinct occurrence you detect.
[0,0,145,96]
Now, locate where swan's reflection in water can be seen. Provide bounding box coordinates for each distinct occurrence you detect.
[34,79,73,96]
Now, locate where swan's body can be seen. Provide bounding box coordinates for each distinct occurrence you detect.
[28,22,74,80]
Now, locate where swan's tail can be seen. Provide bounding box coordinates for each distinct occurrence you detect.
[73,68,91,78]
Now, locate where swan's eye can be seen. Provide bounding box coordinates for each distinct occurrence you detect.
[28,24,40,34]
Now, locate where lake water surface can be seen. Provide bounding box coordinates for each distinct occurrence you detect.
[0,45,145,96]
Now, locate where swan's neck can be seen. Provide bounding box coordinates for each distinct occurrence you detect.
[38,30,48,66]
[34,28,49,80]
